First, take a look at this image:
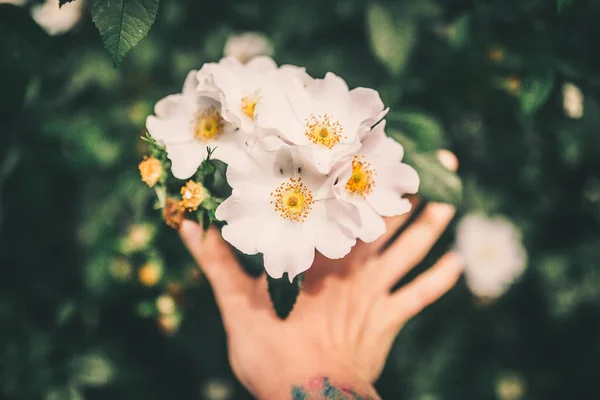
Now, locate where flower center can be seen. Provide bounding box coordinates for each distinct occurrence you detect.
[476,244,499,264]
[345,156,375,197]
[180,180,208,211]
[193,108,223,142]
[241,94,261,120]
[271,178,314,222]
[305,114,344,149]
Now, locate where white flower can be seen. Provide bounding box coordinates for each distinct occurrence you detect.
[31,0,84,36]
[156,294,176,315]
[562,82,584,119]
[196,56,302,136]
[224,32,274,64]
[456,213,527,299]
[0,0,26,5]
[332,120,419,242]
[256,71,387,174]
[146,70,246,179]
[216,146,356,280]
[202,378,233,400]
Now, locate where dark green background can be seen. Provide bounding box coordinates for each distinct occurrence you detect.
[1,0,599,399]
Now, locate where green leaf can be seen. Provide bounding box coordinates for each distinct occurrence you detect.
[557,0,571,14]
[448,14,471,49]
[89,0,160,67]
[367,2,416,75]
[236,251,265,278]
[45,385,84,400]
[69,352,114,387]
[389,131,463,205]
[267,273,304,319]
[387,111,446,151]
[519,71,555,116]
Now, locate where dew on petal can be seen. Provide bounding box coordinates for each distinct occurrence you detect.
[270,178,314,222]
[304,113,344,148]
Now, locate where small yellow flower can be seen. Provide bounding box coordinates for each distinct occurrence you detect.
[120,223,155,253]
[488,46,505,63]
[138,261,163,287]
[157,313,181,336]
[180,181,208,212]
[163,198,185,229]
[505,75,521,95]
[139,156,163,187]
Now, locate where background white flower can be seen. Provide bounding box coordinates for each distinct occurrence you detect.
[562,82,584,119]
[216,145,356,280]
[146,70,245,179]
[0,0,26,5]
[333,120,419,242]
[31,0,84,36]
[256,71,387,174]
[456,213,527,299]
[201,378,233,400]
[224,32,274,64]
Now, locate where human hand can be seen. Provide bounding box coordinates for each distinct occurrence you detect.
[179,151,462,399]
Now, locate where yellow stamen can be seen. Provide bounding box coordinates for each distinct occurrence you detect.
[270,178,314,222]
[138,156,162,187]
[241,94,261,120]
[193,108,224,141]
[305,114,344,149]
[345,156,375,197]
[179,181,208,212]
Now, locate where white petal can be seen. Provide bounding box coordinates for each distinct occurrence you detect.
[255,83,307,144]
[146,115,192,145]
[154,94,184,118]
[323,72,350,93]
[258,220,315,280]
[372,162,420,196]
[350,198,386,243]
[349,87,386,128]
[368,187,413,217]
[182,69,199,98]
[208,129,247,165]
[245,55,278,73]
[165,141,207,179]
[308,200,356,259]
[217,192,270,255]
[301,141,360,174]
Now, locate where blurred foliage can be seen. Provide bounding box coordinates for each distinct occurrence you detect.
[1,0,600,399]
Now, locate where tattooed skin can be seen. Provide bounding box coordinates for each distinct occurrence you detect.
[291,377,374,400]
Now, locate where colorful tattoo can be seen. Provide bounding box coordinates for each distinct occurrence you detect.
[291,376,373,400]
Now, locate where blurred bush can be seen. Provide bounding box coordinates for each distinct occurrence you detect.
[1,0,600,399]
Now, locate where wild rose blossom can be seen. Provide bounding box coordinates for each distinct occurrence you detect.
[144,56,420,279]
[456,213,527,299]
[224,32,274,64]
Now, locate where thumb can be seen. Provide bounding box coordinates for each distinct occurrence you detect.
[179,220,254,298]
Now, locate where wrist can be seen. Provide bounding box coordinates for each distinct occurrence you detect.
[249,368,380,399]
